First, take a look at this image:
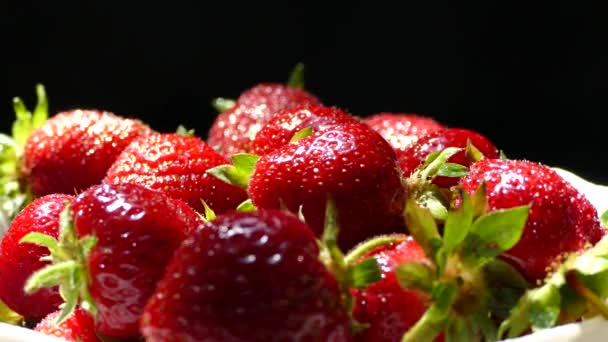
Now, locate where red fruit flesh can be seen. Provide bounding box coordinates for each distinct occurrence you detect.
[0,194,74,321]
[252,105,358,155]
[249,122,406,250]
[399,128,499,188]
[363,113,445,153]
[34,308,100,342]
[207,83,320,157]
[352,235,437,342]
[141,210,352,342]
[22,110,153,197]
[104,133,247,215]
[461,159,605,282]
[72,183,203,338]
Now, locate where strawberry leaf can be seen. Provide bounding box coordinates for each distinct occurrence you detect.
[404,198,443,266]
[395,262,435,292]
[211,97,236,112]
[471,181,488,218]
[418,188,449,221]
[32,84,48,129]
[465,139,483,163]
[499,150,508,160]
[443,190,473,254]
[24,260,78,293]
[175,125,195,136]
[287,62,305,89]
[349,257,382,289]
[436,163,468,178]
[471,312,498,342]
[528,284,561,330]
[0,300,23,325]
[462,205,530,267]
[19,232,60,256]
[206,153,259,189]
[236,199,257,213]
[601,209,608,227]
[483,259,530,319]
[418,147,463,180]
[446,316,474,342]
[289,126,313,143]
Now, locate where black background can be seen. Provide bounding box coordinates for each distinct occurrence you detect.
[1,2,606,183]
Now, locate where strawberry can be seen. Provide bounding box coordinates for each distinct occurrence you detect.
[34,308,99,342]
[460,158,606,282]
[251,105,359,155]
[104,133,248,214]
[22,183,204,339]
[141,209,353,342]
[351,235,438,342]
[400,128,499,188]
[0,193,73,321]
[207,65,321,157]
[363,113,445,155]
[248,122,405,250]
[22,109,153,197]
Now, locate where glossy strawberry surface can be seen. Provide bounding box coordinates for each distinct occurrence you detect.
[352,235,436,342]
[207,83,320,157]
[249,122,405,250]
[0,194,73,321]
[72,183,203,338]
[252,105,358,155]
[34,308,100,342]
[461,158,605,281]
[400,128,499,188]
[104,133,247,215]
[363,113,445,154]
[141,210,352,342]
[22,110,152,197]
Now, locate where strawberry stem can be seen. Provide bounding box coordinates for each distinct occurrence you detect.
[287,62,305,89]
[401,281,458,342]
[344,235,408,266]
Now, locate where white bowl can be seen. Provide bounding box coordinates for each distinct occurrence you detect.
[1,167,607,341]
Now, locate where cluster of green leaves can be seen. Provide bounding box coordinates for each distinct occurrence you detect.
[0,84,48,235]
[397,185,530,342]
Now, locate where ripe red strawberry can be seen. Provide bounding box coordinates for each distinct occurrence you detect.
[460,158,606,282]
[251,105,359,155]
[141,210,352,342]
[351,235,438,342]
[249,122,405,250]
[104,133,248,215]
[0,194,73,321]
[400,128,499,188]
[22,110,153,197]
[363,113,445,155]
[71,183,203,338]
[34,308,99,342]
[22,183,204,339]
[207,83,321,157]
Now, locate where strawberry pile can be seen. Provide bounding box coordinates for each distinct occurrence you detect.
[1,66,608,342]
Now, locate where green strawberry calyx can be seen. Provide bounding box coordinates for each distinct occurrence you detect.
[397,185,531,342]
[1,84,48,236]
[498,234,608,339]
[19,203,97,324]
[207,153,259,189]
[0,299,23,326]
[210,62,307,113]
